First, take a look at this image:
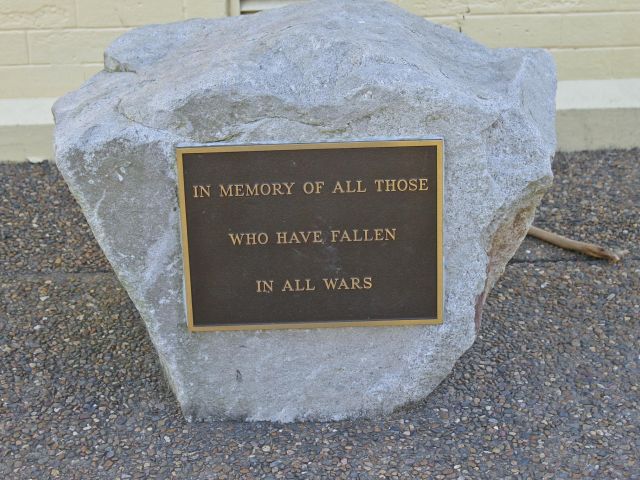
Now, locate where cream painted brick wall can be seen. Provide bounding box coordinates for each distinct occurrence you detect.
[0,31,28,64]
[461,13,639,49]
[0,0,228,98]
[396,0,640,80]
[0,0,76,30]
[396,0,503,16]
[185,0,228,17]
[0,0,638,98]
[397,0,640,15]
[28,28,128,64]
[76,0,183,27]
[0,65,87,97]
[504,0,640,14]
[551,47,640,80]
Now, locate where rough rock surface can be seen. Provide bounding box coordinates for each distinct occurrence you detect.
[53,0,556,422]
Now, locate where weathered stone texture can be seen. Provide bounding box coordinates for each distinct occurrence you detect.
[53,0,555,421]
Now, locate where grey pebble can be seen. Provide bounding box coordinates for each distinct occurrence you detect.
[1,149,639,479]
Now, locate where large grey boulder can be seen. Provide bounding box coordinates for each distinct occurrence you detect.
[53,0,555,421]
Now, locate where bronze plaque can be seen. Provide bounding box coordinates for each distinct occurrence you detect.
[176,140,443,331]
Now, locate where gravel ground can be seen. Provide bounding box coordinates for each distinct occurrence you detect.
[1,150,639,479]
[513,150,639,263]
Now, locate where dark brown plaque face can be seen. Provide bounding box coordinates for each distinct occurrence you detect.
[176,140,443,331]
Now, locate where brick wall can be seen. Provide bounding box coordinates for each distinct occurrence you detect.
[0,0,638,98]
[0,0,227,98]
[397,0,640,81]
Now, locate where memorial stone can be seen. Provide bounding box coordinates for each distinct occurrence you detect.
[53,0,556,421]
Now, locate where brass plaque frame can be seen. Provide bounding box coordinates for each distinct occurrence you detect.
[176,140,444,332]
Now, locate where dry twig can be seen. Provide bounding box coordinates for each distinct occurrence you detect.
[528,226,628,263]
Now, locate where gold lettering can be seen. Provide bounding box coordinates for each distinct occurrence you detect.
[289,231,302,244]
[192,185,211,198]
[297,231,312,243]
[384,228,397,241]
[256,232,269,245]
[227,232,269,245]
[245,183,258,196]
[332,180,366,194]
[219,184,233,197]
[218,182,296,197]
[282,182,295,195]
[295,279,315,291]
[322,276,374,290]
[281,279,315,292]
[228,232,243,245]
[374,178,429,192]
[256,280,274,293]
[276,230,324,245]
[323,278,338,290]
[302,181,325,194]
[330,228,396,243]
[259,184,271,195]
